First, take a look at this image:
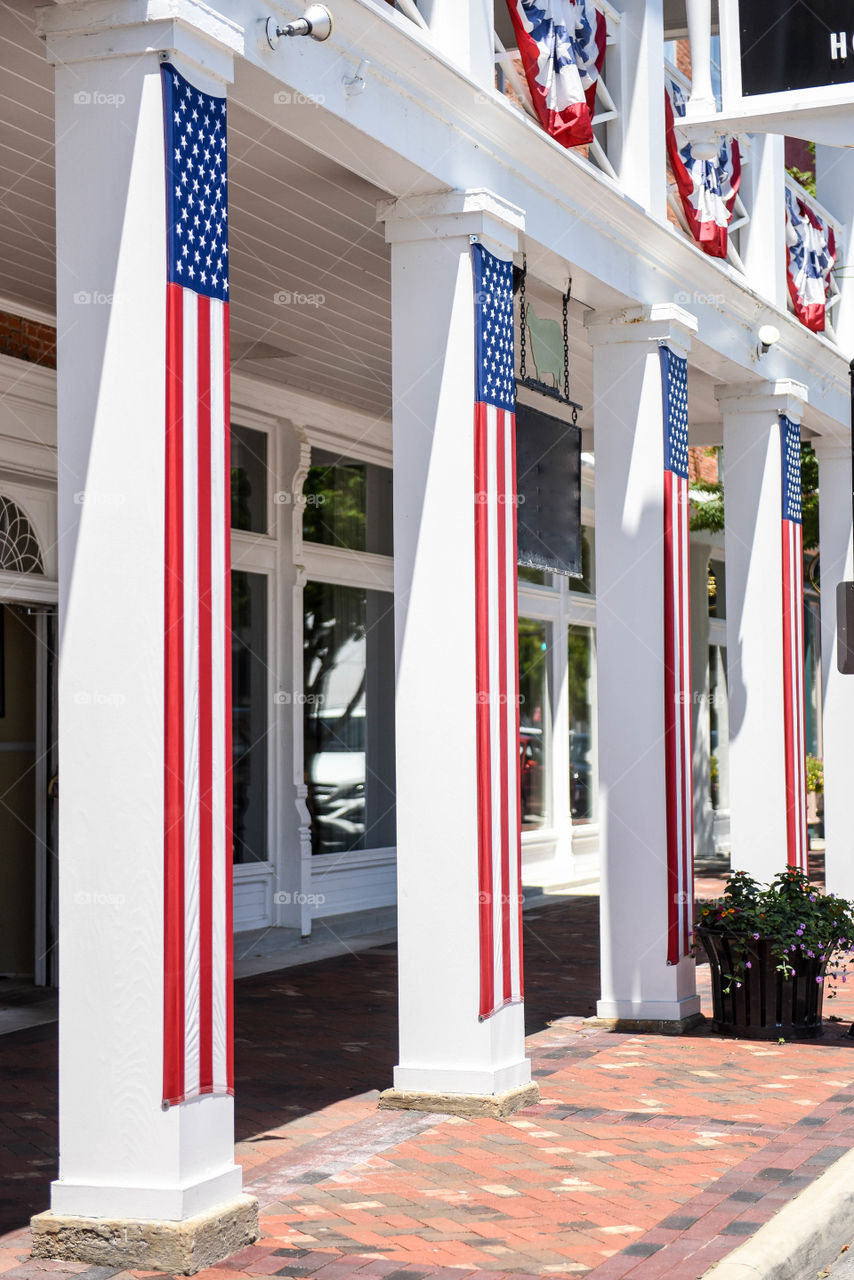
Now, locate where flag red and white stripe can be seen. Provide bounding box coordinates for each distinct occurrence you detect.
[780,415,808,871]
[660,346,693,966]
[162,64,233,1105]
[473,243,524,1020]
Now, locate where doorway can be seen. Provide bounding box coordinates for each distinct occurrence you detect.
[0,604,57,986]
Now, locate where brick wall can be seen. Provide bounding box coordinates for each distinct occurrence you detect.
[688,447,719,485]
[0,311,57,369]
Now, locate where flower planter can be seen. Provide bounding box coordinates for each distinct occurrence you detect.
[696,927,826,1040]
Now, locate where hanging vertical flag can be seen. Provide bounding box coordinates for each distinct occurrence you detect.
[161,63,233,1106]
[506,0,607,149]
[665,79,741,260]
[660,346,694,966]
[780,415,808,872]
[785,187,836,334]
[473,242,524,1020]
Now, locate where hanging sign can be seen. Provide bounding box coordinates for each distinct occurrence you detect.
[739,0,854,96]
[516,401,582,578]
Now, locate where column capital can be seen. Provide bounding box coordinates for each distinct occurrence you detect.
[35,0,240,86]
[812,434,851,463]
[378,188,525,255]
[715,378,808,421]
[583,304,698,357]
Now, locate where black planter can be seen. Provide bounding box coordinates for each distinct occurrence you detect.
[696,928,826,1039]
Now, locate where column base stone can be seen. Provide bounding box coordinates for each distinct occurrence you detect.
[378,1081,539,1118]
[583,1012,706,1035]
[31,1194,259,1275]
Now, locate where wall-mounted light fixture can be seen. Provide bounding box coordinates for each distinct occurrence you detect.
[757,323,781,357]
[264,5,333,49]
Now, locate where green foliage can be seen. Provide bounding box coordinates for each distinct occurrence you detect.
[696,868,854,994]
[786,165,816,196]
[690,444,819,550]
[806,754,824,795]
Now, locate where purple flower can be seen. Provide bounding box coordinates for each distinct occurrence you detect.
[736,982,742,989]
[817,976,823,984]
[810,894,817,902]
[746,961,752,969]
[753,932,760,940]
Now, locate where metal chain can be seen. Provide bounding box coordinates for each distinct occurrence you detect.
[519,256,527,382]
[562,281,571,402]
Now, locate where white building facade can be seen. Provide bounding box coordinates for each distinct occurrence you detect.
[0,0,851,1268]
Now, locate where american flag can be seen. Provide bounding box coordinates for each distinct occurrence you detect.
[785,188,836,334]
[161,63,233,1106]
[473,242,524,1020]
[505,0,606,149]
[665,79,741,260]
[660,346,693,966]
[780,415,808,871]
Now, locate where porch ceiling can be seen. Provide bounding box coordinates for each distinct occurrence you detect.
[0,0,722,438]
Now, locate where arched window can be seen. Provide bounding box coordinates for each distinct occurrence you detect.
[0,497,44,575]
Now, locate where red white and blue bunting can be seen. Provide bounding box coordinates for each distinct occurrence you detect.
[665,79,741,260]
[506,0,607,149]
[785,188,836,334]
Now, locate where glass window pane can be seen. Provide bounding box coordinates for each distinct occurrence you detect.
[231,424,268,533]
[709,644,730,811]
[518,566,552,586]
[568,625,596,822]
[569,526,594,594]
[708,559,726,618]
[232,571,268,862]
[303,449,393,555]
[518,619,550,829]
[303,582,396,854]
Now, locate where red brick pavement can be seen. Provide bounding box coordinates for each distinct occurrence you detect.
[3,873,854,1280]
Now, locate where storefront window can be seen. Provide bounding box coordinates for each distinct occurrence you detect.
[231,424,268,533]
[569,526,594,595]
[303,582,396,855]
[568,625,596,822]
[518,618,550,829]
[709,644,730,811]
[804,579,822,758]
[303,449,393,554]
[518,567,551,586]
[232,570,268,862]
[708,559,726,618]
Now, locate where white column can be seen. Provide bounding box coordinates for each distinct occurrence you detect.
[815,439,854,900]
[379,190,533,1107]
[609,0,667,221]
[33,7,254,1269]
[717,380,808,884]
[421,0,494,89]
[685,0,715,116]
[586,304,701,1026]
[816,147,854,350]
[741,135,788,309]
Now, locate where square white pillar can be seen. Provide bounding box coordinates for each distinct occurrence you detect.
[717,381,809,884]
[585,305,701,1027]
[377,190,535,1111]
[815,439,854,900]
[32,8,255,1270]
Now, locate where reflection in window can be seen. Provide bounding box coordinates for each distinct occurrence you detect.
[518,566,551,587]
[709,644,729,811]
[518,619,550,829]
[232,571,268,862]
[804,585,822,758]
[231,424,268,533]
[303,449,393,555]
[708,559,726,618]
[569,526,594,594]
[303,582,396,855]
[568,625,596,822]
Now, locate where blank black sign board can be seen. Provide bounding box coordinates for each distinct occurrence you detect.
[740,0,854,96]
[515,402,581,578]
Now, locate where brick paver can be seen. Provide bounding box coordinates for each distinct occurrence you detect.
[3,867,854,1280]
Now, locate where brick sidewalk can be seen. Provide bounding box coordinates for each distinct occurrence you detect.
[3,880,854,1280]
